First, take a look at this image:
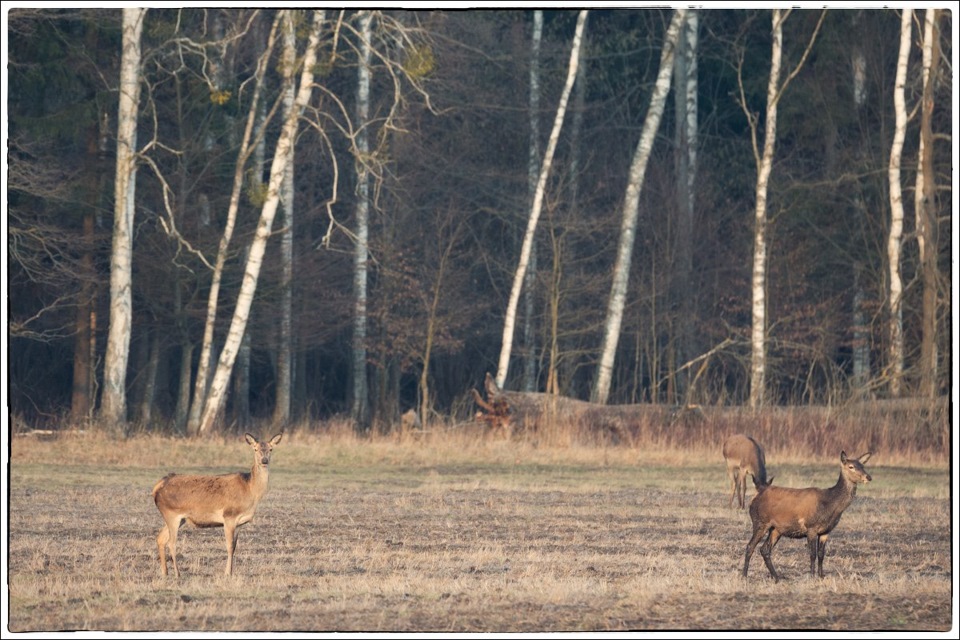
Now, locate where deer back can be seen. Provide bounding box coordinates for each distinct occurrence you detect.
[723,434,767,483]
[153,471,263,525]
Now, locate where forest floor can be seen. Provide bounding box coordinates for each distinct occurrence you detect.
[5,432,955,633]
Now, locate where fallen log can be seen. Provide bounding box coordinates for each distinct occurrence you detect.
[472,372,698,444]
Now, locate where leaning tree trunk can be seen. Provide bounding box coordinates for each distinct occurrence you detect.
[591,9,685,405]
[887,8,911,398]
[100,7,146,433]
[198,10,325,435]
[186,14,281,435]
[496,9,588,390]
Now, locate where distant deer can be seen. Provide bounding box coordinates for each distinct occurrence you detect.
[722,434,768,509]
[742,451,872,582]
[152,432,283,577]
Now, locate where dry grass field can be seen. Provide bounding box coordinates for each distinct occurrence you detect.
[4,426,955,633]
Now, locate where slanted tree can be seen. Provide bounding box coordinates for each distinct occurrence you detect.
[591,9,685,405]
[496,9,588,390]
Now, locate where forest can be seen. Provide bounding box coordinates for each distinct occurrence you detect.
[6,8,953,436]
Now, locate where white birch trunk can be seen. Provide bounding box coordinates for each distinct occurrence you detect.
[273,11,297,426]
[917,8,940,398]
[187,14,281,435]
[198,10,325,434]
[673,10,698,401]
[887,9,911,398]
[522,10,543,393]
[496,9,588,390]
[100,7,145,431]
[747,10,784,409]
[352,11,373,427]
[590,9,685,405]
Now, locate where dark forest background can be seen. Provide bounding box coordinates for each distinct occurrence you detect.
[7,8,953,433]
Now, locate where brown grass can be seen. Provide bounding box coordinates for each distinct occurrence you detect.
[5,423,954,633]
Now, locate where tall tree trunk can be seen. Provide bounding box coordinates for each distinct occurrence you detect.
[741,9,824,408]
[887,9,911,398]
[71,211,95,423]
[916,8,941,399]
[187,13,281,435]
[137,329,160,425]
[198,9,324,435]
[850,20,871,395]
[273,11,297,427]
[522,10,543,393]
[746,10,783,409]
[100,7,146,433]
[591,9,684,405]
[673,9,698,403]
[174,341,192,435]
[496,9,588,390]
[352,10,373,430]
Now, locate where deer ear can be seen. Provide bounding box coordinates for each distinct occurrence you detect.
[859,452,872,465]
[245,433,257,446]
[270,433,283,446]
[840,451,848,463]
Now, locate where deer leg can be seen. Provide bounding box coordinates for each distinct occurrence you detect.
[740,467,747,509]
[816,534,829,578]
[759,529,783,582]
[742,524,769,577]
[224,520,238,576]
[806,533,819,576]
[729,469,738,508]
[165,516,182,578]
[156,525,170,576]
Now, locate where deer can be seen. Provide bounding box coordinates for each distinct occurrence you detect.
[152,432,283,577]
[742,450,872,582]
[722,434,769,509]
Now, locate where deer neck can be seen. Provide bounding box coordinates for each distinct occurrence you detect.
[829,472,858,504]
[248,461,271,498]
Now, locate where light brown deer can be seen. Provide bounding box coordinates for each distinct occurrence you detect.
[742,451,872,582]
[152,432,283,577]
[722,434,768,509]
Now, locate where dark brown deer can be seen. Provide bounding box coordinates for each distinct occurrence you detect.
[742,451,872,582]
[722,434,768,509]
[152,432,283,577]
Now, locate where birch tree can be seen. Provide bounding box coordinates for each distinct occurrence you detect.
[100,7,146,431]
[590,9,685,405]
[887,8,911,398]
[916,8,942,399]
[738,9,825,408]
[496,9,588,390]
[672,9,698,401]
[185,12,281,435]
[352,10,373,428]
[197,10,325,434]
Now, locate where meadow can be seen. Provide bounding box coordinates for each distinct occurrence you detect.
[5,422,955,633]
